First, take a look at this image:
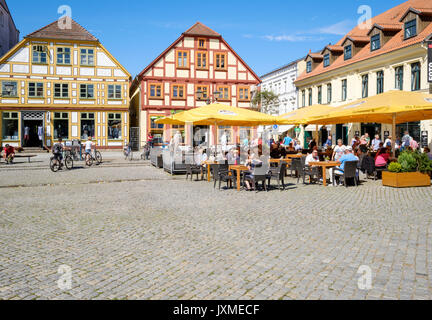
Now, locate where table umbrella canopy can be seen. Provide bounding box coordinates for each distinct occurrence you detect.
[278,104,339,125]
[155,103,282,126]
[307,90,432,125]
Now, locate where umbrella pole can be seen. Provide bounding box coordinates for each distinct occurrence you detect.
[315,124,319,147]
[392,113,396,157]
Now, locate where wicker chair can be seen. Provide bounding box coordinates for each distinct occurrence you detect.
[185,164,202,181]
[213,164,234,190]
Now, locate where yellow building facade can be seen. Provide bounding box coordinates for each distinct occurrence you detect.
[295,0,432,147]
[0,19,131,149]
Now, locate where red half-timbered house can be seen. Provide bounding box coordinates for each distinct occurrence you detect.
[130,22,261,146]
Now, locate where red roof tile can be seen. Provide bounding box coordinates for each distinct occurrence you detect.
[183,22,220,37]
[296,0,432,83]
[25,19,98,42]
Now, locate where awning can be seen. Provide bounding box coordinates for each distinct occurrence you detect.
[304,125,333,131]
[278,125,295,133]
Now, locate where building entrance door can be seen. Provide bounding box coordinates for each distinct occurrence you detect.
[22,111,44,147]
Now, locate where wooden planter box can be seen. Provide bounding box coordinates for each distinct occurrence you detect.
[382,171,431,188]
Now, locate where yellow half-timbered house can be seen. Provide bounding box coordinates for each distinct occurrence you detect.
[0,19,131,149]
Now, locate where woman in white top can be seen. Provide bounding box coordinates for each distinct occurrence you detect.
[332,139,346,162]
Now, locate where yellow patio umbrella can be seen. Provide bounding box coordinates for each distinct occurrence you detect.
[306,91,432,125]
[279,104,339,125]
[155,103,282,126]
[278,104,339,144]
[306,90,432,153]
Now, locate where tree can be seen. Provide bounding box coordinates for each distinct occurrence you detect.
[251,90,279,114]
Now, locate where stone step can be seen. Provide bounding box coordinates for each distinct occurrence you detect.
[18,147,49,154]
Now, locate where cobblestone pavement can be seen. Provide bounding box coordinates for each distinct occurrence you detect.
[1,155,432,300]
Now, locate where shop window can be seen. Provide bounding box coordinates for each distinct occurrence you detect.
[53,112,69,140]
[108,85,122,99]
[28,82,44,97]
[1,81,18,97]
[54,83,69,98]
[108,113,122,140]
[80,113,95,139]
[150,116,164,130]
[2,112,19,140]
[57,47,71,65]
[80,49,95,66]
[80,84,94,99]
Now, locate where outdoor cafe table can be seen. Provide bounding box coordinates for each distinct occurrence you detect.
[203,161,217,182]
[308,161,341,187]
[229,165,250,191]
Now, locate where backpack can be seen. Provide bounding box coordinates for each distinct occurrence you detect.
[52,143,62,154]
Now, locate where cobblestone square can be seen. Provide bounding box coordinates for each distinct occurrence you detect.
[1,153,432,300]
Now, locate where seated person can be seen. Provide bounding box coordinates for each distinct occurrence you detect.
[244,154,264,191]
[305,149,319,166]
[375,147,389,169]
[270,143,281,159]
[424,147,432,161]
[3,144,15,164]
[329,147,359,186]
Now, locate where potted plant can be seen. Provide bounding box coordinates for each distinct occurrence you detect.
[383,150,432,188]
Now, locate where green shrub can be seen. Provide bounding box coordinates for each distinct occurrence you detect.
[388,162,402,173]
[398,151,418,172]
[396,150,432,173]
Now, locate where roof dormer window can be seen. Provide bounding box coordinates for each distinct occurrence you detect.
[306,61,312,73]
[323,54,330,67]
[404,19,417,39]
[371,34,380,51]
[344,45,352,60]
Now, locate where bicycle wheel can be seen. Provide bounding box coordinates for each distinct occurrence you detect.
[85,154,93,167]
[95,151,102,165]
[50,157,60,172]
[65,156,74,170]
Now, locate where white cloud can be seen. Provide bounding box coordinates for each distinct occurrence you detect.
[317,20,355,35]
[263,34,324,42]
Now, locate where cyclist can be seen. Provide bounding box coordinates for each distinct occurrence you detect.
[3,144,15,164]
[82,137,94,161]
[52,138,65,167]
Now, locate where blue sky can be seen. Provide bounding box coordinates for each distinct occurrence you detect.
[10,0,406,78]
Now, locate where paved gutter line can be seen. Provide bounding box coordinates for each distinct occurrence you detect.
[0,177,185,189]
